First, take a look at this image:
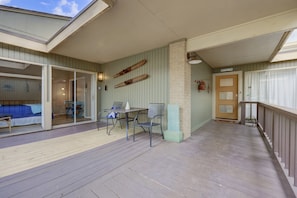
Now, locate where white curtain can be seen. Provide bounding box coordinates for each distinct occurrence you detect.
[245,67,297,118]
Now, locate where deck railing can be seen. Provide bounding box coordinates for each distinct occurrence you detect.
[241,101,297,188]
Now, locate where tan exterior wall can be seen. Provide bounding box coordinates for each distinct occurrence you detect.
[169,40,191,139]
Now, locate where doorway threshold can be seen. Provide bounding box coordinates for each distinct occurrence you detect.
[214,118,239,124]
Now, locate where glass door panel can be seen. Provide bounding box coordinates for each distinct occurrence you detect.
[220,78,234,87]
[52,69,93,126]
[219,92,234,100]
[219,105,234,113]
[52,68,74,125]
[75,72,92,123]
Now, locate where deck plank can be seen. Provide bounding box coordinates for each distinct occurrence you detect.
[0,121,295,198]
[0,122,104,148]
[0,133,162,197]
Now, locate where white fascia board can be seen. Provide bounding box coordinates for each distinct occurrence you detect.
[46,0,111,51]
[187,8,297,52]
[0,31,47,52]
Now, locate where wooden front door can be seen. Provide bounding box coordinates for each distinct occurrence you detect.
[215,74,238,120]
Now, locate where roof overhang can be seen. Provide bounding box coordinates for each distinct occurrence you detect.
[47,0,112,51]
[0,0,297,67]
[0,0,112,53]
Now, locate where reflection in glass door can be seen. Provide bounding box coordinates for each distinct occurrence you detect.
[74,72,92,123]
[52,68,74,125]
[52,68,93,126]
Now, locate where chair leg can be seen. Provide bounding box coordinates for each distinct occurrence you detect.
[141,126,146,132]
[106,118,113,135]
[133,122,136,142]
[118,118,123,129]
[107,119,118,135]
[160,124,164,139]
[8,118,11,133]
[149,126,152,147]
[106,118,109,135]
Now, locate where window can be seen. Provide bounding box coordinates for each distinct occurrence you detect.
[245,68,297,110]
[272,29,297,62]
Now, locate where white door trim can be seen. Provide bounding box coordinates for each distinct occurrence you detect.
[212,71,243,122]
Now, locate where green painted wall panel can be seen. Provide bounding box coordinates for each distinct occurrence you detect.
[213,59,297,97]
[191,62,213,131]
[213,60,297,73]
[100,46,169,110]
[0,42,100,71]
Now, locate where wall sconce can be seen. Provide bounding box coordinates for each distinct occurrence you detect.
[98,72,104,82]
[187,52,202,64]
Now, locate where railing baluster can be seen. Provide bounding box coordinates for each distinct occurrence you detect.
[273,113,279,154]
[281,115,285,163]
[242,101,297,188]
[293,120,297,186]
[258,105,264,131]
[289,120,295,177]
[267,109,273,143]
[285,118,290,169]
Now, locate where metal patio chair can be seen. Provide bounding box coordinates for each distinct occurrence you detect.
[98,101,123,135]
[133,103,165,147]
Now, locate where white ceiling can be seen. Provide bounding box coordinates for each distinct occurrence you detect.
[49,0,297,68]
[198,32,285,68]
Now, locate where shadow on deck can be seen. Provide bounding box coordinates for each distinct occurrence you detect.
[0,120,295,198]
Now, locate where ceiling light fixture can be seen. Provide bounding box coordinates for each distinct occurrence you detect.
[187,52,202,64]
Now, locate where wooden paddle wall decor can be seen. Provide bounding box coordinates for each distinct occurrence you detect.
[113,59,147,78]
[115,74,149,88]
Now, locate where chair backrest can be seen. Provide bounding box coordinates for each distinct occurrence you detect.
[148,103,165,119]
[76,101,84,107]
[112,101,123,110]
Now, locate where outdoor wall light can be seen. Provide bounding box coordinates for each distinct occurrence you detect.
[98,72,104,82]
[187,52,202,64]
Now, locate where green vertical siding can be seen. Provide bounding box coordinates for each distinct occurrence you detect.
[213,59,297,73]
[100,46,169,109]
[0,43,100,71]
[213,59,297,98]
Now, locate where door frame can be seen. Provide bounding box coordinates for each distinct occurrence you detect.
[51,65,97,129]
[212,71,243,122]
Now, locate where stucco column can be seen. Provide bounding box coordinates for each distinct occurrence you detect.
[168,39,191,140]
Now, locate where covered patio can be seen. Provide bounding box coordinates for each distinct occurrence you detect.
[0,121,295,198]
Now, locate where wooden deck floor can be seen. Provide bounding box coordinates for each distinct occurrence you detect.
[0,121,295,198]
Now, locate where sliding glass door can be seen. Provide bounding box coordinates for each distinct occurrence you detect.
[52,68,94,126]
[0,61,42,133]
[76,72,92,123]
